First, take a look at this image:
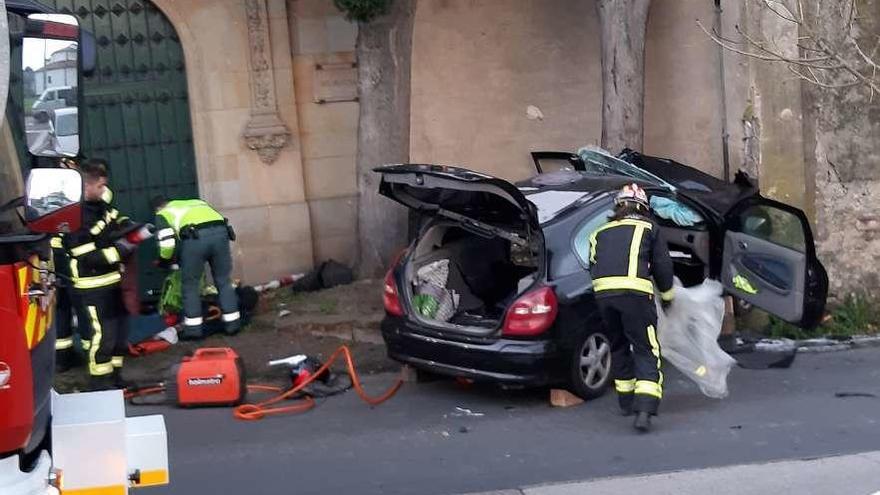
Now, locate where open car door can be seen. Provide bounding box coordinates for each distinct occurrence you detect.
[721,197,828,329]
[530,151,585,174]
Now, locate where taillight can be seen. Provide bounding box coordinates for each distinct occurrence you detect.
[383,269,404,316]
[502,286,558,337]
[383,250,407,317]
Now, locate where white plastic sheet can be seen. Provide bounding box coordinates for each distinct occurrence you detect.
[656,279,736,399]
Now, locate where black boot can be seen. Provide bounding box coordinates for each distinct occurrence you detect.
[619,394,635,417]
[88,374,117,392]
[55,349,79,373]
[633,411,652,433]
[112,369,131,390]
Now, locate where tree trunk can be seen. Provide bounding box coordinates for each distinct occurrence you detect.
[595,0,652,153]
[354,0,417,279]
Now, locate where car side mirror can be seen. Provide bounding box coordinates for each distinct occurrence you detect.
[25,168,83,234]
[22,13,83,158]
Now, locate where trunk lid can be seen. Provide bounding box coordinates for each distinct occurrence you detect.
[376,164,539,245]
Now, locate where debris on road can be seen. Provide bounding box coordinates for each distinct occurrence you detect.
[735,338,798,369]
[452,407,485,417]
[834,392,878,399]
[550,389,584,408]
[278,309,292,318]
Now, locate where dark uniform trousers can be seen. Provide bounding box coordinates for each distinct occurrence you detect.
[179,225,239,336]
[78,284,128,377]
[598,293,663,415]
[52,238,93,353]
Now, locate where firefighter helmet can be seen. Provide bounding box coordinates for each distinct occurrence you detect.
[615,183,649,209]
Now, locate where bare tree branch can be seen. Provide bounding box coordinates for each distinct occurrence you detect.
[698,0,879,94]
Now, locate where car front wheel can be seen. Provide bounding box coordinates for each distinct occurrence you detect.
[568,330,613,400]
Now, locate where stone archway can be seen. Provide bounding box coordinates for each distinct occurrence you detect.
[49,0,201,295]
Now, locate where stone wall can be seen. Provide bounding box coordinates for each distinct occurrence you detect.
[289,0,359,266]
[410,0,731,181]
[153,0,314,284]
[806,0,880,299]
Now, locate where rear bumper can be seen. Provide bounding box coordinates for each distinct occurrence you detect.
[381,317,563,385]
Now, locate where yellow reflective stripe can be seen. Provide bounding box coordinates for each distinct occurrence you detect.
[627,224,646,277]
[134,469,169,487]
[158,238,176,248]
[56,337,74,350]
[635,380,662,398]
[647,325,664,387]
[87,306,113,377]
[102,247,121,264]
[24,304,37,350]
[660,288,675,301]
[61,485,126,495]
[593,276,654,295]
[81,340,92,351]
[108,209,119,220]
[73,272,122,290]
[111,356,124,368]
[615,379,636,393]
[70,258,79,278]
[90,219,107,235]
[157,228,175,240]
[70,242,97,257]
[50,236,63,248]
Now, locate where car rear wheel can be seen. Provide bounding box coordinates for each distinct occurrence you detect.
[568,330,612,400]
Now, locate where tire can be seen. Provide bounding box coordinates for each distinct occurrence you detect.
[567,329,613,400]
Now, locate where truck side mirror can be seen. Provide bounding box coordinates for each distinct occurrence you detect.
[22,13,83,158]
[25,168,83,234]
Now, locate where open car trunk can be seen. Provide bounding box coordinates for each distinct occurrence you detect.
[403,220,540,333]
[376,164,544,336]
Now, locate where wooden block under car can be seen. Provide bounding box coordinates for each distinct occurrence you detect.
[550,389,584,407]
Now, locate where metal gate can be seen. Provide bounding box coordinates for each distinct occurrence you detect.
[46,0,198,299]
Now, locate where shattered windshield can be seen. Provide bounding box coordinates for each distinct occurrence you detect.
[577,147,676,192]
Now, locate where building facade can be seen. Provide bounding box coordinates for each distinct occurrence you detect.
[49,0,877,299]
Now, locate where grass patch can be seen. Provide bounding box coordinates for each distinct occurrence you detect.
[318,299,338,315]
[765,292,880,339]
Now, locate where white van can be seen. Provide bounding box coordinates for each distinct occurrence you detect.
[32,85,77,120]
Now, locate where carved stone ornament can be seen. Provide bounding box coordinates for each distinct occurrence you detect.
[242,0,291,164]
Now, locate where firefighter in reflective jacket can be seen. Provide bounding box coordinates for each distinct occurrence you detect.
[152,196,240,339]
[589,183,674,433]
[63,160,138,390]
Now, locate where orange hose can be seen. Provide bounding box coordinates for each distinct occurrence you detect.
[233,345,404,421]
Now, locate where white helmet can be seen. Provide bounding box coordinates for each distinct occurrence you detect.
[615,183,649,209]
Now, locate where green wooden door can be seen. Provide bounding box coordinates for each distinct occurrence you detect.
[45,0,198,300]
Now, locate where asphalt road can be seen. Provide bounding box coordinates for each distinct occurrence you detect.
[137,347,880,495]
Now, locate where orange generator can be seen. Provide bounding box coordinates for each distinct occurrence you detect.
[167,348,247,407]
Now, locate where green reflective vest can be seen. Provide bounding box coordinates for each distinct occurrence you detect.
[155,199,224,260]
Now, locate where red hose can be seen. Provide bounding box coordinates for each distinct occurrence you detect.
[233,345,403,421]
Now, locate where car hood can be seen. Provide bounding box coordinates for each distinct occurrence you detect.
[375,164,539,228]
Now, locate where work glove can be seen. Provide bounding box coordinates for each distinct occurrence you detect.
[114,238,137,258]
[123,224,155,245]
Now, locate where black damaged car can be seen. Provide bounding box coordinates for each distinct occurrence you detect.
[378,148,828,399]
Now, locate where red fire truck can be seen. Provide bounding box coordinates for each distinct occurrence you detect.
[0,1,167,493]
